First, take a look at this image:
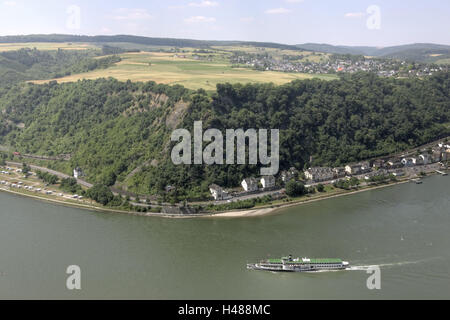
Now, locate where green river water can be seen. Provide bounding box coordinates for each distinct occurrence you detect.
[0,175,449,299]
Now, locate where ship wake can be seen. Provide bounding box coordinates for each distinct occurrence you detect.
[346,258,439,271]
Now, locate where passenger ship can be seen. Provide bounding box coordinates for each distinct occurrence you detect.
[247,255,349,272]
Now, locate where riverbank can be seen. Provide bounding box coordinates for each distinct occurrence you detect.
[209,178,415,218]
[3,171,446,219]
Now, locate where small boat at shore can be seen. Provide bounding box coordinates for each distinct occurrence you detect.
[247,255,350,272]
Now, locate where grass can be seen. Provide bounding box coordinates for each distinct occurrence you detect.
[31,51,337,90]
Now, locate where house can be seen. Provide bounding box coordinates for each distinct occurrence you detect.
[442,150,450,161]
[418,154,431,165]
[401,157,415,167]
[209,184,230,200]
[260,175,276,189]
[165,185,176,193]
[364,169,388,180]
[281,167,297,182]
[432,151,442,163]
[387,158,402,169]
[73,167,84,179]
[304,167,334,182]
[241,178,258,192]
[372,159,386,169]
[345,164,362,175]
[360,162,371,173]
[332,167,346,178]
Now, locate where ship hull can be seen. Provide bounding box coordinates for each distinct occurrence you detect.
[247,263,349,272]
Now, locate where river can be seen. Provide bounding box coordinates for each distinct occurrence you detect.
[0,175,449,299]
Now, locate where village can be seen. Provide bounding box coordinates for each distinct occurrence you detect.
[208,140,450,203]
[230,52,446,78]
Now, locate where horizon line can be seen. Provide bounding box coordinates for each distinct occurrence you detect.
[0,33,449,49]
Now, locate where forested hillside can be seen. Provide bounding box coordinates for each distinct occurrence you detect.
[0,48,121,86]
[0,73,449,200]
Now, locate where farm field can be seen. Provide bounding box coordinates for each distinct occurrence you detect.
[0,42,98,52]
[31,51,337,90]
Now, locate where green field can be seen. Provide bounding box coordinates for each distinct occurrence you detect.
[0,42,336,90]
[0,42,98,52]
[32,51,336,90]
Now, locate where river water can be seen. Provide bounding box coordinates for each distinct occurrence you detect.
[0,175,449,299]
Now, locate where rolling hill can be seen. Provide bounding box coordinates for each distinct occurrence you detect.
[296,43,450,63]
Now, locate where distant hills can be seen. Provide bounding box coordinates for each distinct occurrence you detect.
[0,34,449,63]
[296,43,450,63]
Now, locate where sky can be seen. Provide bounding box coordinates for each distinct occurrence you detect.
[0,0,449,47]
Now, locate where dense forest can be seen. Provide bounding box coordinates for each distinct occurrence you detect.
[0,72,449,200]
[0,48,121,86]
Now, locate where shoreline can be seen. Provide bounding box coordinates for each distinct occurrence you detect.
[2,173,443,219]
[209,179,413,218]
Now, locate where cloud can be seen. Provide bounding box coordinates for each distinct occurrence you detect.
[111,8,152,21]
[2,1,17,6]
[188,1,219,7]
[345,12,366,18]
[184,16,216,23]
[265,8,291,14]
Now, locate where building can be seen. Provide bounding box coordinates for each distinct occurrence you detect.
[387,158,402,169]
[432,150,442,163]
[165,185,176,193]
[345,164,363,175]
[442,150,450,161]
[401,157,415,167]
[241,178,258,192]
[418,154,431,165]
[209,184,230,201]
[332,167,346,178]
[372,159,386,169]
[360,162,371,172]
[260,176,276,189]
[281,167,297,182]
[73,167,84,179]
[304,167,334,182]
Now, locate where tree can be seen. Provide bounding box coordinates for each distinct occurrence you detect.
[286,180,306,197]
[316,184,325,192]
[86,184,114,206]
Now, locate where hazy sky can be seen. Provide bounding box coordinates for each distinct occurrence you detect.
[0,0,449,46]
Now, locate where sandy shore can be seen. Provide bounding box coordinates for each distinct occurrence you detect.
[207,179,414,218]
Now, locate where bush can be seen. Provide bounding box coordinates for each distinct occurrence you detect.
[316,184,325,192]
[86,184,114,206]
[286,180,306,197]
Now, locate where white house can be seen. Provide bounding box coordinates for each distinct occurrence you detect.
[345,164,362,175]
[418,154,430,165]
[73,167,84,179]
[209,184,230,200]
[241,178,258,192]
[260,175,276,189]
